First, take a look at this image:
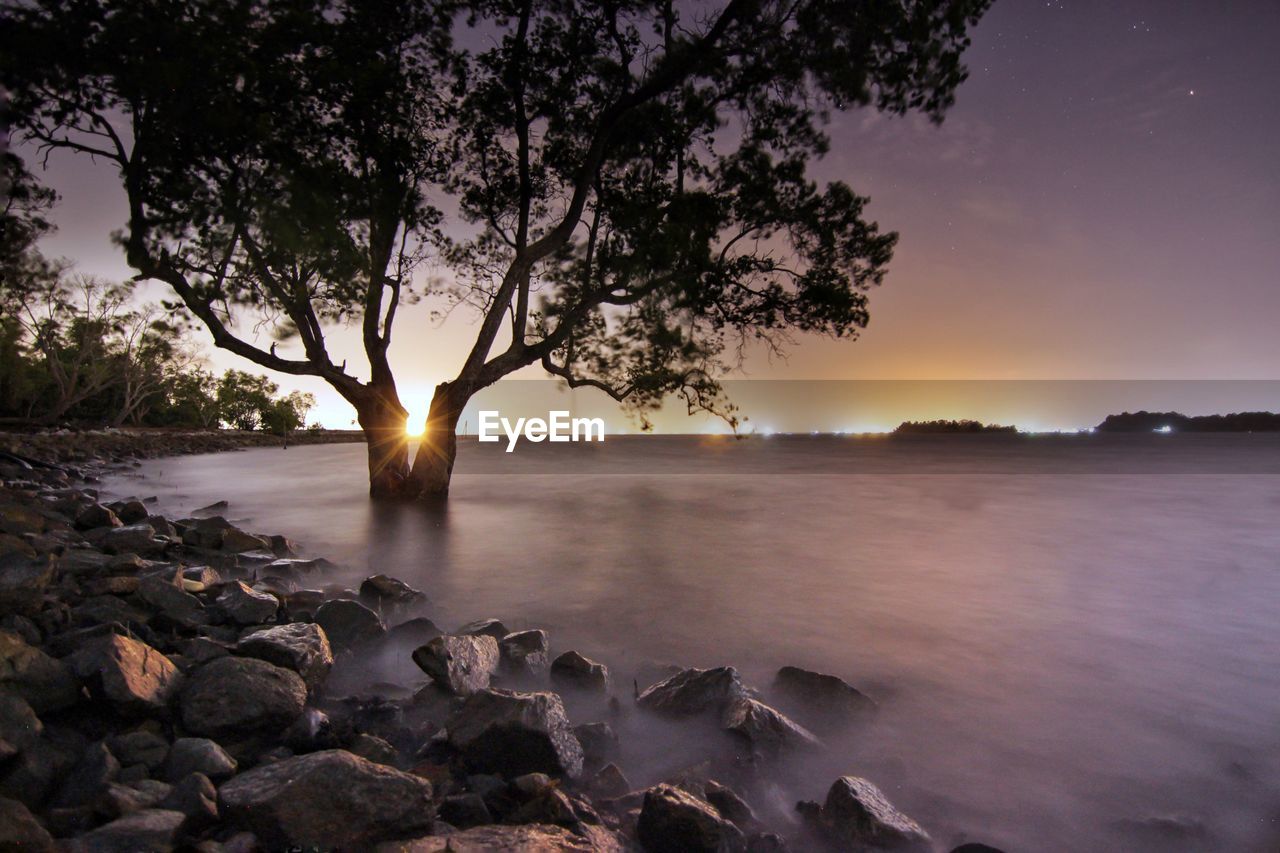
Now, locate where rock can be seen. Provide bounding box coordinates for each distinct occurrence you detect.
[70,595,151,630]
[0,796,56,852]
[75,502,122,530]
[378,823,621,852]
[108,730,171,771]
[315,598,386,650]
[0,630,78,712]
[137,574,207,627]
[772,666,876,730]
[637,666,746,716]
[103,522,165,556]
[722,697,821,755]
[52,740,120,808]
[180,516,229,549]
[386,616,443,647]
[157,772,218,828]
[592,763,631,799]
[637,783,746,853]
[0,736,77,808]
[573,721,619,768]
[456,618,508,639]
[550,650,610,694]
[58,548,113,576]
[0,533,35,559]
[192,500,228,516]
[359,574,426,609]
[812,776,931,850]
[63,808,185,853]
[215,581,279,625]
[446,689,584,779]
[179,656,306,737]
[0,693,42,753]
[164,737,237,782]
[219,749,435,848]
[348,732,398,766]
[237,622,333,690]
[437,792,493,829]
[69,633,182,715]
[705,780,757,829]
[114,500,149,524]
[412,634,499,695]
[949,845,1008,853]
[0,553,55,616]
[220,527,270,553]
[499,629,550,676]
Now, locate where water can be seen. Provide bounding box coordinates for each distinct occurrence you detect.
[103,435,1280,851]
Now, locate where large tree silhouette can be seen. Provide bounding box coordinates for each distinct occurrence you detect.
[2,0,990,497]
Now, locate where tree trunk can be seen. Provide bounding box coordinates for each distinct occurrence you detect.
[354,388,411,499]
[407,381,465,498]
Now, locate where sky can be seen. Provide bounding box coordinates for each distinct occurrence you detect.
[23,0,1280,429]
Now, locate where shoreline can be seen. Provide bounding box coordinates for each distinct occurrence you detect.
[1,435,984,852]
[0,427,365,468]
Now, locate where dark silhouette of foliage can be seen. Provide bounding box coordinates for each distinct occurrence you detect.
[1095,411,1280,433]
[1,0,991,497]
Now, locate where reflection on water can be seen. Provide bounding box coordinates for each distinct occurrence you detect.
[104,435,1280,851]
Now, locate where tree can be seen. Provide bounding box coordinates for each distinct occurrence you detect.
[216,370,279,431]
[1,0,990,498]
[261,390,316,436]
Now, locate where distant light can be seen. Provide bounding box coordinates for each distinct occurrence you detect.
[1155,425,1173,433]
[405,421,426,438]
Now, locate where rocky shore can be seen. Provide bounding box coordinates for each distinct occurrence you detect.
[0,441,999,852]
[0,427,364,469]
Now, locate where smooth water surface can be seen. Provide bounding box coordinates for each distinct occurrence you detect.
[103,435,1280,851]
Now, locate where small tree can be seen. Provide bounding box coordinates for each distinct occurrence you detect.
[261,390,317,436]
[3,0,990,497]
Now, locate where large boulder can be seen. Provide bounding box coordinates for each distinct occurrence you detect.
[636,783,746,853]
[0,796,56,852]
[0,629,79,713]
[315,598,385,650]
[75,502,122,530]
[218,749,434,848]
[237,622,333,690]
[179,656,306,737]
[810,776,931,850]
[137,574,206,627]
[156,772,218,828]
[455,618,508,639]
[359,574,426,609]
[412,634,499,695]
[550,650,610,694]
[499,629,550,676]
[62,808,185,853]
[637,666,746,716]
[219,527,271,554]
[721,696,821,755]
[0,553,55,616]
[68,633,182,716]
[215,581,279,625]
[103,522,166,556]
[446,689,584,779]
[0,693,43,753]
[772,666,876,730]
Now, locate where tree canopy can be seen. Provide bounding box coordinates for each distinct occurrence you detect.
[1,0,991,497]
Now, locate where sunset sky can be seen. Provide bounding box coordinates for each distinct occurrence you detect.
[26,1,1280,429]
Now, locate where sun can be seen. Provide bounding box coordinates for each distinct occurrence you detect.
[405,421,426,438]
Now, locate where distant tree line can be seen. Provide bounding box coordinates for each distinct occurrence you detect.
[1095,411,1280,432]
[893,419,1018,435]
[0,154,315,433]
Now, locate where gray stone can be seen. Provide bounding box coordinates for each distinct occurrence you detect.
[0,796,56,852]
[75,502,122,530]
[446,688,584,779]
[637,666,746,716]
[237,622,333,690]
[412,634,499,695]
[114,500,150,524]
[637,783,746,853]
[375,823,620,852]
[137,574,206,627]
[815,776,931,850]
[164,737,237,782]
[69,633,182,715]
[219,749,434,848]
[0,634,77,717]
[0,553,55,616]
[455,618,508,639]
[220,527,271,553]
[315,598,386,650]
[573,722,619,768]
[179,656,306,737]
[157,772,218,827]
[359,574,426,609]
[722,696,822,755]
[772,666,876,730]
[550,650,610,694]
[104,523,165,556]
[53,740,120,808]
[215,581,279,625]
[499,629,549,675]
[108,730,171,771]
[0,736,76,808]
[592,763,631,799]
[347,733,398,766]
[58,549,113,575]
[63,808,185,853]
[0,692,43,753]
